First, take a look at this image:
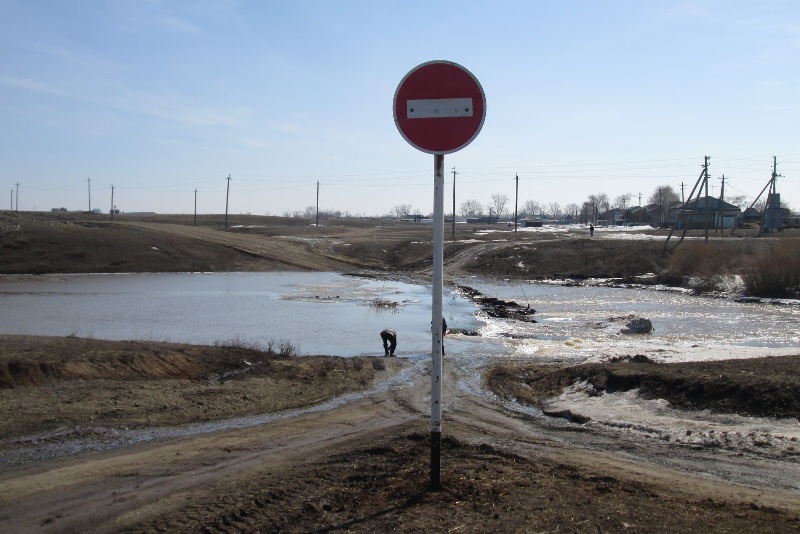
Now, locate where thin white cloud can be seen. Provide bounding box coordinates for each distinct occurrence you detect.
[242,139,276,150]
[113,90,251,127]
[152,14,200,34]
[111,0,240,35]
[0,76,65,95]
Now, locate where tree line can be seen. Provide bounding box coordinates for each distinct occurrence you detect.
[286,183,775,222]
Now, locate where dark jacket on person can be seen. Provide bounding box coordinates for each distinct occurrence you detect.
[380,328,397,356]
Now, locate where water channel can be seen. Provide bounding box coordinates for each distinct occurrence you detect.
[1,272,799,361]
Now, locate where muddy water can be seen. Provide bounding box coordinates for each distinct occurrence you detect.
[2,272,800,468]
[4,273,797,361]
[465,278,800,467]
[0,272,485,357]
[464,278,800,364]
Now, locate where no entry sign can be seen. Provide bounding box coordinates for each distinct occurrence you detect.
[393,60,486,154]
[393,59,486,491]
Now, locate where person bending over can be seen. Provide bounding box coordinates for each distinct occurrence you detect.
[380,328,397,357]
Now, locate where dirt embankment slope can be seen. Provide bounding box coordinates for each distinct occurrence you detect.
[3,209,788,281]
[0,335,405,439]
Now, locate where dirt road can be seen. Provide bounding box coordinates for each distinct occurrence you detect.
[122,222,364,272]
[3,353,800,533]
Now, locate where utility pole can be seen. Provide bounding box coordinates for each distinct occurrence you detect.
[665,155,711,251]
[513,173,519,233]
[194,188,198,226]
[451,167,457,239]
[224,174,231,230]
[88,178,92,212]
[761,156,782,236]
[110,185,115,221]
[747,156,782,237]
[15,182,20,212]
[316,180,320,228]
[771,155,780,197]
[703,156,710,242]
[717,175,725,232]
[680,182,685,204]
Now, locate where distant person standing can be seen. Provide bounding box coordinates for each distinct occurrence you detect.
[380,328,397,357]
[589,224,594,237]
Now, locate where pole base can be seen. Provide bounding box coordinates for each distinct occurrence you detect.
[430,430,442,491]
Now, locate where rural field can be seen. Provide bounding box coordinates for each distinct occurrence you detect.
[1,210,800,533]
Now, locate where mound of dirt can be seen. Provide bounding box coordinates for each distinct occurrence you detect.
[486,354,800,420]
[0,212,278,274]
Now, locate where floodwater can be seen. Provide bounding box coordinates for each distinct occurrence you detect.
[2,272,800,466]
[0,272,489,358]
[464,277,800,364]
[3,272,797,361]
[463,277,800,462]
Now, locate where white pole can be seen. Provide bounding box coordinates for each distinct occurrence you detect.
[431,153,444,490]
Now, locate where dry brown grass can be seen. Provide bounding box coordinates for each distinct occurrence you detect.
[743,238,800,297]
[667,241,733,278]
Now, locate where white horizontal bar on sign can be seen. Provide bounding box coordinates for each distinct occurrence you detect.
[407,98,474,119]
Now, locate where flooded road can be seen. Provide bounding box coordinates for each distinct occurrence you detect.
[2,271,799,468]
[0,272,484,358]
[3,272,798,362]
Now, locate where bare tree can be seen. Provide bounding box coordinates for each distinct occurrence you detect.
[648,185,679,227]
[460,199,483,217]
[727,194,748,210]
[598,193,610,223]
[580,201,592,224]
[564,203,579,221]
[547,202,561,221]
[614,193,632,213]
[392,204,413,219]
[489,194,509,219]
[521,200,541,218]
[587,193,609,224]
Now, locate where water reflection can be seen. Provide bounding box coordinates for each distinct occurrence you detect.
[1,272,798,362]
[0,273,483,358]
[462,278,800,364]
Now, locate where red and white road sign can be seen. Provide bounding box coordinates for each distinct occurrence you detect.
[393,60,486,155]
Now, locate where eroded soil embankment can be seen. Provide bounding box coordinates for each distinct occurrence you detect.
[486,354,800,420]
[0,335,403,438]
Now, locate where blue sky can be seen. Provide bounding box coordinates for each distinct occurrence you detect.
[2,1,799,217]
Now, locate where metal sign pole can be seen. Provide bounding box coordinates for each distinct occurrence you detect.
[431,153,445,490]
[393,59,485,493]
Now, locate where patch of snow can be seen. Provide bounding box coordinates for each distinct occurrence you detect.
[542,381,800,458]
